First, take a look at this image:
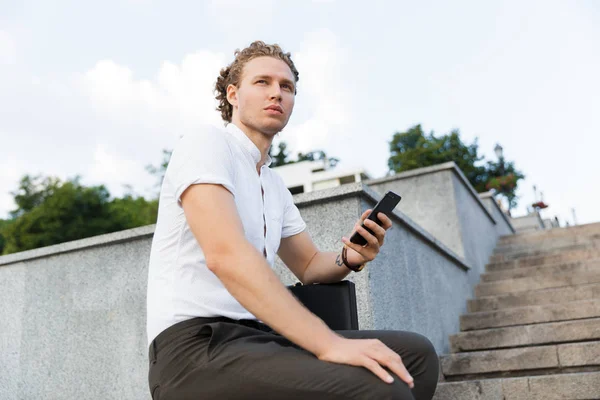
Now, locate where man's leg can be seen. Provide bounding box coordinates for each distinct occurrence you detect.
[151,320,438,400]
[336,329,439,400]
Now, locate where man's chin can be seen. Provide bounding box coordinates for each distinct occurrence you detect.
[260,119,286,135]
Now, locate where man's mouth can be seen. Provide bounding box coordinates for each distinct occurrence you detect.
[265,105,283,114]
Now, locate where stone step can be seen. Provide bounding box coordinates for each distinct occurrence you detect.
[450,317,600,352]
[498,222,600,245]
[482,259,600,282]
[433,371,600,400]
[487,247,600,271]
[489,242,596,263]
[499,222,600,243]
[474,266,600,297]
[441,341,600,377]
[468,282,600,312]
[493,237,600,257]
[460,299,600,331]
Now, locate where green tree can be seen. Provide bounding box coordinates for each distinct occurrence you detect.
[484,158,525,210]
[0,218,11,254]
[268,140,341,169]
[388,124,524,209]
[296,150,340,168]
[108,195,158,228]
[2,175,158,255]
[269,142,293,167]
[9,175,62,218]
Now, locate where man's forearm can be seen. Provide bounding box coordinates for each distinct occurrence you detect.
[210,241,341,357]
[303,250,352,285]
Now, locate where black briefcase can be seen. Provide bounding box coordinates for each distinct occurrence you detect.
[287,280,359,331]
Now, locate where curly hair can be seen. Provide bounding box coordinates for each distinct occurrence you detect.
[214,40,299,123]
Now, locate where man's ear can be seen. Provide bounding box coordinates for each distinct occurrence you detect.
[226,84,238,107]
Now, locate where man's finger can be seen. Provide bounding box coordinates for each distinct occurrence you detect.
[377,212,393,230]
[360,209,372,223]
[357,225,379,248]
[364,219,386,240]
[374,350,414,389]
[361,358,395,384]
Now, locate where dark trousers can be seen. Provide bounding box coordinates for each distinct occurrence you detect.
[148,317,439,400]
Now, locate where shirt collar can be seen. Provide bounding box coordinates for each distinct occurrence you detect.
[225,123,273,168]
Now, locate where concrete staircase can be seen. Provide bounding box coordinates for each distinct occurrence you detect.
[433,223,600,400]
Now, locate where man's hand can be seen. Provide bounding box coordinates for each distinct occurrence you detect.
[317,336,414,387]
[341,209,393,267]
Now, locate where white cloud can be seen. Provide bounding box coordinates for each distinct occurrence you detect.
[279,29,356,159]
[79,50,227,130]
[86,145,155,198]
[207,0,275,33]
[71,51,236,200]
[0,30,16,65]
[77,32,358,185]
[423,1,600,224]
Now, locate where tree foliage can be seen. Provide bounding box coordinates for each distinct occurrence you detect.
[388,124,525,209]
[269,143,339,168]
[1,175,157,255]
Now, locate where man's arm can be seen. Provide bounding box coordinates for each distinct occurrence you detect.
[278,231,351,285]
[181,183,340,357]
[279,209,394,284]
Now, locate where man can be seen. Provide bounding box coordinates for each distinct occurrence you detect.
[146,41,439,399]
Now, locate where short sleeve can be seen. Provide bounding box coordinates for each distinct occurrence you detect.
[166,126,236,206]
[281,184,306,238]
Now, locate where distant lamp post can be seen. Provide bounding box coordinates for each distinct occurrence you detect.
[494,144,503,159]
[494,143,505,177]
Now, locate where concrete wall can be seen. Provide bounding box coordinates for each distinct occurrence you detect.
[0,227,153,400]
[479,191,514,237]
[510,211,546,233]
[366,162,515,286]
[0,183,472,400]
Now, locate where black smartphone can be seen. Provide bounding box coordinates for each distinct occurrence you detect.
[349,191,402,246]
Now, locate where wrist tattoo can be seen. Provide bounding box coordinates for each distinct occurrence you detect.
[335,253,344,268]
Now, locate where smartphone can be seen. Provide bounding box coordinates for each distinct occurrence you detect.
[349,191,402,246]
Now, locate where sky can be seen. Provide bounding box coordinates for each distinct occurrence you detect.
[1,0,599,225]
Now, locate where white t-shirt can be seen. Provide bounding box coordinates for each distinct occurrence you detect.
[146,123,307,346]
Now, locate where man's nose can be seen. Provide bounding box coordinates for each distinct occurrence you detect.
[269,85,282,101]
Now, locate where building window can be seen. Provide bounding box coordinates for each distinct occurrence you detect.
[339,175,356,185]
[289,185,304,195]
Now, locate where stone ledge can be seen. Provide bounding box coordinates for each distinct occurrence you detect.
[293,182,470,271]
[0,183,470,272]
[364,161,498,227]
[479,190,516,234]
[0,225,155,267]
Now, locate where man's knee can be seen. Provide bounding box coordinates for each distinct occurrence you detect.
[385,331,439,371]
[411,332,437,358]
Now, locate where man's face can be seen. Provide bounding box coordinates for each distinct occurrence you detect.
[228,56,296,135]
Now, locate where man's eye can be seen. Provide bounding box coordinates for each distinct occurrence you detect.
[257,80,267,84]
[282,84,292,90]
